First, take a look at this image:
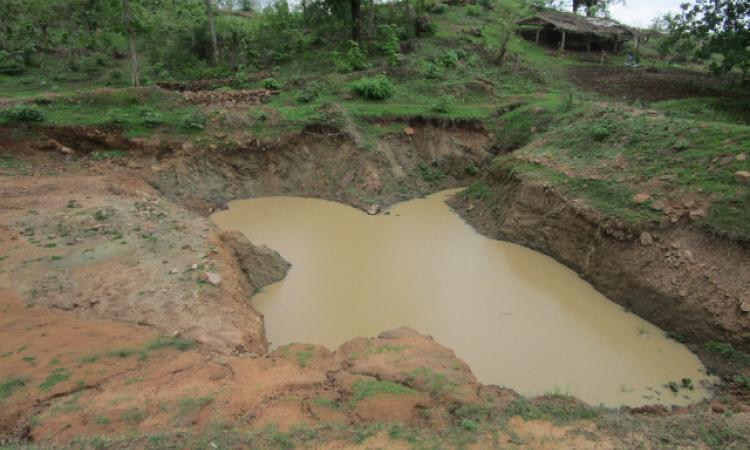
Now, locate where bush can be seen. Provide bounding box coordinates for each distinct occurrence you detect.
[431,95,456,113]
[262,78,281,90]
[591,125,610,141]
[0,51,25,75]
[333,41,370,73]
[420,62,444,79]
[106,70,126,87]
[1,106,44,123]
[352,75,395,100]
[180,113,206,131]
[430,2,448,13]
[296,82,321,104]
[375,25,401,66]
[142,110,165,128]
[466,5,482,16]
[440,49,459,68]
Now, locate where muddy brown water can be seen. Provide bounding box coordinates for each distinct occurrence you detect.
[212,189,714,407]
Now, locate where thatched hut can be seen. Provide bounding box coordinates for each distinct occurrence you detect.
[516,10,634,54]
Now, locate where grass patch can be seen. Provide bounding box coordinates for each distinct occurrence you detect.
[0,376,28,401]
[38,368,72,391]
[351,379,417,402]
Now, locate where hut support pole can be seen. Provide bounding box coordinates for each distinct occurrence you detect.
[586,35,591,53]
[612,38,618,54]
[560,30,566,52]
[635,36,641,57]
[535,27,541,43]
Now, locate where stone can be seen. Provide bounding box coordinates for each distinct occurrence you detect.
[367,204,381,215]
[632,192,651,204]
[740,302,750,314]
[734,171,750,184]
[689,209,706,220]
[650,200,666,211]
[200,272,222,285]
[737,153,747,162]
[640,231,653,246]
[403,127,415,136]
[58,145,74,155]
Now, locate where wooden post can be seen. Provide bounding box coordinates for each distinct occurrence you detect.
[586,35,591,53]
[204,0,219,65]
[122,0,139,87]
[635,36,641,57]
[559,29,566,52]
[535,27,541,43]
[612,38,618,54]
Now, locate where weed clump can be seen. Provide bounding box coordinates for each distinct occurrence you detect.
[352,75,394,100]
[1,106,44,123]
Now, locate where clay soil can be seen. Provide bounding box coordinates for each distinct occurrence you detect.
[1,124,749,448]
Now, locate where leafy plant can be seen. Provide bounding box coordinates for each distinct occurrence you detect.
[431,95,456,113]
[352,75,395,100]
[1,106,44,123]
[262,78,282,90]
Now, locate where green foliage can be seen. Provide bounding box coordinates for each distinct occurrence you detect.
[295,82,322,103]
[591,124,611,141]
[431,95,456,113]
[352,75,395,100]
[333,41,370,73]
[375,25,401,66]
[705,341,750,365]
[180,113,206,131]
[0,50,26,75]
[461,180,491,201]
[661,0,750,76]
[440,49,459,68]
[1,106,44,123]
[90,150,125,161]
[416,163,445,182]
[262,78,282,90]
[351,379,417,402]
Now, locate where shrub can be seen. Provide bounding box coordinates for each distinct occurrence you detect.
[333,41,370,73]
[375,25,401,66]
[262,78,281,90]
[296,82,321,104]
[352,75,394,100]
[440,49,459,68]
[1,106,44,123]
[0,51,25,75]
[106,70,126,87]
[180,113,206,131]
[466,5,482,16]
[421,62,444,79]
[430,2,448,13]
[591,125,610,141]
[142,110,165,128]
[431,95,456,113]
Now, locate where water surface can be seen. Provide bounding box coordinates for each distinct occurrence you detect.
[212,189,713,406]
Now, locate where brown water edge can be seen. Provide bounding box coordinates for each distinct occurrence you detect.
[212,189,715,407]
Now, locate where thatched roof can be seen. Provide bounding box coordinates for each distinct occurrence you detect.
[516,9,633,39]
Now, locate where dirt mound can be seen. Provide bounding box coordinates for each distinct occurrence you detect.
[180,88,276,106]
[568,65,726,102]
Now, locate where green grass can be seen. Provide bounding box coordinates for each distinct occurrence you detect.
[176,396,213,420]
[0,376,28,401]
[38,368,72,391]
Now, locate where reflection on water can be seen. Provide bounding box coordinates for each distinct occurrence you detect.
[212,189,714,407]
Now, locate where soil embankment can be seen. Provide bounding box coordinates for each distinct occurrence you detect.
[448,168,750,352]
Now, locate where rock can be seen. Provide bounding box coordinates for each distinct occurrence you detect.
[403,127,415,136]
[734,171,750,184]
[689,208,706,220]
[367,204,381,215]
[126,160,142,169]
[632,192,651,204]
[650,200,666,211]
[200,272,222,285]
[58,145,74,155]
[169,268,179,275]
[640,231,654,246]
[737,153,747,162]
[740,302,750,314]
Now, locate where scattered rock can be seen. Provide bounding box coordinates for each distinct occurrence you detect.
[367,204,381,215]
[169,268,179,275]
[640,231,654,246]
[650,200,666,211]
[689,209,706,220]
[403,127,415,136]
[200,272,222,285]
[740,302,750,314]
[632,192,651,204]
[737,153,747,162]
[734,171,750,184]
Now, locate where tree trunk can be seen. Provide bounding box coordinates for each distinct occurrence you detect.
[351,0,361,42]
[122,0,139,87]
[572,0,580,14]
[367,0,375,50]
[205,0,220,65]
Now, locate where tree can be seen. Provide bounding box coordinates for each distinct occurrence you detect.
[122,0,140,87]
[350,0,361,42]
[205,0,220,65]
[663,0,750,77]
